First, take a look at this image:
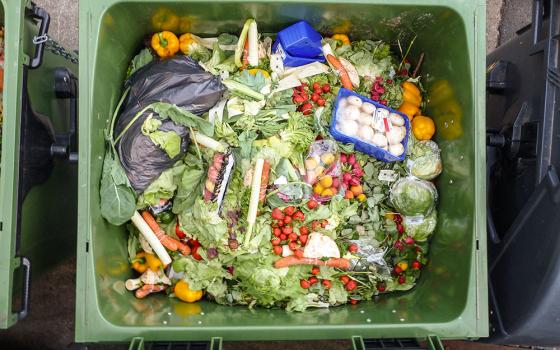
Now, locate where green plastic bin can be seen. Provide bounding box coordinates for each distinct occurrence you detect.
[0,0,78,329]
[77,0,487,346]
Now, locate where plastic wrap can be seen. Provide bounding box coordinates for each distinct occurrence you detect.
[389,177,437,217]
[408,140,443,180]
[304,140,341,202]
[349,238,391,276]
[115,56,225,192]
[403,210,437,242]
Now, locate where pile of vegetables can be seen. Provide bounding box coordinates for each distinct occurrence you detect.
[103,19,443,311]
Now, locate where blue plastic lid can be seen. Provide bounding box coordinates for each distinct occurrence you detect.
[276,20,323,58]
[273,40,325,67]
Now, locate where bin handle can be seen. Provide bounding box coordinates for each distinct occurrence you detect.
[16,257,31,320]
[26,4,50,69]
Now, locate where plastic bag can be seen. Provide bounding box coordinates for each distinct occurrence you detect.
[304,140,341,202]
[115,56,226,192]
[349,237,391,276]
[403,210,437,242]
[389,176,437,217]
[267,158,311,207]
[408,140,442,180]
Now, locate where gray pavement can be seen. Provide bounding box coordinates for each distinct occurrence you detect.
[0,1,536,349]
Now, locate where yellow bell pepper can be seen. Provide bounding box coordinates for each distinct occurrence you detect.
[332,34,351,46]
[131,252,162,273]
[151,31,179,58]
[402,89,422,107]
[397,261,409,272]
[247,68,270,78]
[401,81,421,98]
[174,280,203,303]
[151,8,179,32]
[398,101,421,121]
[179,33,200,55]
[412,115,436,141]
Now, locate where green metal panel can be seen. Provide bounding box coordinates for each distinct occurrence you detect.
[0,0,78,329]
[77,0,487,343]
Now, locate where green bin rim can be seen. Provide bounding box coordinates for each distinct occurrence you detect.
[77,0,488,343]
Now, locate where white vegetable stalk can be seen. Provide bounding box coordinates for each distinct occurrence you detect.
[131,211,172,266]
[190,131,226,153]
[247,21,259,67]
[244,158,264,245]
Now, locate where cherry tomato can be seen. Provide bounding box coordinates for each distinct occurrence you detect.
[273,246,283,255]
[300,279,311,289]
[307,199,319,209]
[282,226,293,235]
[322,84,331,93]
[345,280,357,291]
[299,226,309,235]
[271,237,281,246]
[316,98,326,106]
[394,266,403,274]
[348,243,359,253]
[283,206,296,216]
[311,93,320,102]
[276,219,285,227]
[349,298,358,305]
[301,93,309,101]
[301,102,313,115]
[284,215,293,225]
[377,282,387,292]
[322,280,332,289]
[398,275,406,284]
[280,233,287,241]
[288,242,299,251]
[340,276,350,285]
[292,95,305,104]
[292,211,305,222]
[299,234,309,245]
[273,227,282,237]
[288,233,298,242]
[271,208,284,220]
[309,276,318,284]
[311,267,320,275]
[311,221,321,231]
[412,261,422,270]
[312,82,321,92]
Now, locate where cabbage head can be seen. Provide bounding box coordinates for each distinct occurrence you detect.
[409,140,442,180]
[404,210,437,242]
[390,177,437,216]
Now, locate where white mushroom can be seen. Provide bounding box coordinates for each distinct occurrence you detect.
[282,245,293,257]
[125,269,171,291]
[358,112,373,126]
[358,126,375,141]
[371,133,388,148]
[347,95,363,108]
[339,120,359,136]
[389,143,405,156]
[338,98,348,109]
[390,113,405,126]
[386,126,406,145]
[304,232,340,258]
[343,105,361,121]
[361,102,376,114]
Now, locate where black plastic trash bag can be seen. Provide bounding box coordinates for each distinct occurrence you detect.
[115,56,225,192]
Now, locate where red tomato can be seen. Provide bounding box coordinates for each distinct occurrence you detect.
[273,246,283,255]
[398,275,406,284]
[292,95,305,104]
[283,206,296,216]
[340,276,350,285]
[348,244,359,253]
[349,298,358,305]
[311,267,320,275]
[282,226,293,235]
[273,227,282,237]
[280,233,287,241]
[412,261,422,270]
[316,98,326,106]
[292,211,305,222]
[300,279,311,289]
[301,102,313,115]
[271,237,281,246]
[377,282,386,292]
[322,84,330,93]
[313,82,321,92]
[394,266,403,274]
[288,233,298,242]
[309,276,318,284]
[299,226,309,235]
[288,242,299,251]
[345,280,357,291]
[284,215,293,225]
[307,199,319,209]
[322,280,332,289]
[299,234,309,245]
[271,208,284,220]
[311,221,321,231]
[311,93,320,102]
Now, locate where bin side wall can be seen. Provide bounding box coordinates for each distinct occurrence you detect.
[77,0,487,342]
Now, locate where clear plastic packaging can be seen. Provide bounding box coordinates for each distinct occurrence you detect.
[403,210,437,242]
[389,176,437,217]
[408,140,443,180]
[304,140,341,202]
[349,238,391,277]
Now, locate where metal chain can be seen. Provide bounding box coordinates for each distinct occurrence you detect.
[41,35,79,64]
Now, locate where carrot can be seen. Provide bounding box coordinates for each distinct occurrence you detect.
[326,54,353,90]
[274,256,351,269]
[141,211,191,256]
[135,284,167,299]
[259,160,270,203]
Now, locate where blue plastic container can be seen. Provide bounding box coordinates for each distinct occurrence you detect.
[272,39,326,67]
[276,20,323,58]
[330,88,411,162]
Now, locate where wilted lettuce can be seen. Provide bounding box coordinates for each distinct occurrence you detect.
[390,177,437,216]
[404,210,437,242]
[409,140,442,180]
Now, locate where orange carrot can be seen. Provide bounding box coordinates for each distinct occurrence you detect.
[259,160,270,203]
[141,211,191,256]
[135,284,167,299]
[274,256,351,269]
[326,54,353,90]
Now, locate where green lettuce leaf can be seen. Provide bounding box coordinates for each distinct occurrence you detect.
[99,148,136,226]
